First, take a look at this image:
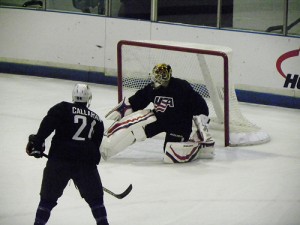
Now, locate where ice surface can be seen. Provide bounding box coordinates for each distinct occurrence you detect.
[0,73,299,225]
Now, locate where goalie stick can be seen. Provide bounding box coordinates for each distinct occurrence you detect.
[41,153,133,199]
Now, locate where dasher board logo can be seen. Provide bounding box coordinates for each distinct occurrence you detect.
[154,96,174,112]
[276,49,300,89]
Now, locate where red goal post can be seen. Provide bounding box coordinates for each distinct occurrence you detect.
[117,40,270,147]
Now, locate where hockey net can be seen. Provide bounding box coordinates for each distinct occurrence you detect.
[117,40,270,146]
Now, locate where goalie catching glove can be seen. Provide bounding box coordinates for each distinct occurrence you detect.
[26,134,45,158]
[105,97,133,121]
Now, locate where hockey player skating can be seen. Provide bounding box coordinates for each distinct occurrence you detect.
[26,84,109,225]
[102,63,215,163]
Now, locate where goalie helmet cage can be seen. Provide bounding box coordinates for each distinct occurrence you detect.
[117,40,270,147]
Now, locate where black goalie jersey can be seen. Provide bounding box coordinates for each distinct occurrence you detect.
[35,101,104,164]
[128,77,209,134]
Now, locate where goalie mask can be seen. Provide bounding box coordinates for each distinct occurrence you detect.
[72,83,92,107]
[150,63,172,88]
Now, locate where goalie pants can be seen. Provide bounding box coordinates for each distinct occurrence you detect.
[145,120,190,149]
[35,159,109,225]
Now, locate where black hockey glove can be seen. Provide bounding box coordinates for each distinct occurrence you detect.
[26,134,45,158]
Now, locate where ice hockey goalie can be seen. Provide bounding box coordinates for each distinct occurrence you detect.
[101,63,215,163]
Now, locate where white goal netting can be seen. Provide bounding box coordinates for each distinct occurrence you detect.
[117,40,270,146]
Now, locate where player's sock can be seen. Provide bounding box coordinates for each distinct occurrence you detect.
[34,199,57,225]
[89,201,109,225]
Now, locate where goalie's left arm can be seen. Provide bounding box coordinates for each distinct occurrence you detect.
[105,84,153,121]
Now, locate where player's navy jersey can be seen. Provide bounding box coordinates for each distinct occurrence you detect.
[129,77,208,134]
[36,101,104,164]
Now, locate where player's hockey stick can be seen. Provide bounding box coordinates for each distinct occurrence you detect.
[103,184,133,199]
[41,153,132,199]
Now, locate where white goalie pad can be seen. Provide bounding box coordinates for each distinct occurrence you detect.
[192,114,212,142]
[101,109,157,160]
[163,139,215,163]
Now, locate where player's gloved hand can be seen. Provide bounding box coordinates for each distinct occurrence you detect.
[105,97,133,121]
[26,134,45,158]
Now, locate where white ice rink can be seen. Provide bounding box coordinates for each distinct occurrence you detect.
[0,73,300,225]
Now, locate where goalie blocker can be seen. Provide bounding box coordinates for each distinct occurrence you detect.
[101,109,215,163]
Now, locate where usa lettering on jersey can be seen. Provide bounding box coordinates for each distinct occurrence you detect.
[154,96,174,112]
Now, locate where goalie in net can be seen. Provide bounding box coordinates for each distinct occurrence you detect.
[101,63,215,163]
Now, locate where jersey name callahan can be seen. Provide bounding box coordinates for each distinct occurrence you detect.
[154,96,174,112]
[72,106,101,121]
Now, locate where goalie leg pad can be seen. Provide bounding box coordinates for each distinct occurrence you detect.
[164,142,200,163]
[101,131,135,160]
[132,126,147,141]
[192,114,212,142]
[197,139,215,159]
[101,110,156,160]
[163,140,215,163]
[106,109,156,137]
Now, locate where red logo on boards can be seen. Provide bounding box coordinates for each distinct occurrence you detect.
[276,49,300,89]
